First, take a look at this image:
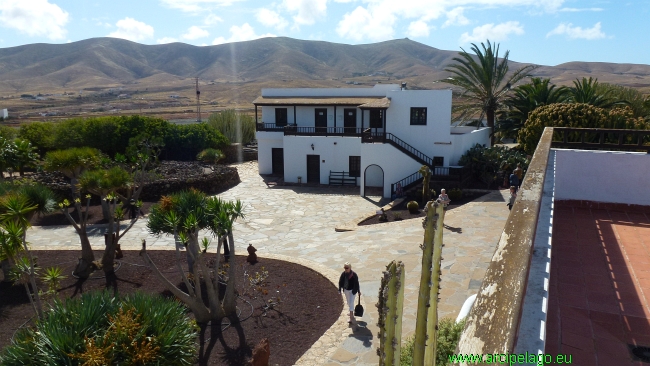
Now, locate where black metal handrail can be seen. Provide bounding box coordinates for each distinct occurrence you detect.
[391,171,423,197]
[551,127,650,152]
[284,126,363,136]
[256,122,286,131]
[390,165,472,196]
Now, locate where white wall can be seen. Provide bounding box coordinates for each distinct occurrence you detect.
[256,131,284,174]
[262,84,399,97]
[1,109,7,119]
[449,127,492,166]
[282,136,362,184]
[384,89,455,166]
[365,165,383,187]
[554,149,650,205]
[360,143,422,197]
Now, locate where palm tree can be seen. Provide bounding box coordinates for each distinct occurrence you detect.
[440,40,537,143]
[569,77,623,109]
[11,139,39,177]
[496,78,570,139]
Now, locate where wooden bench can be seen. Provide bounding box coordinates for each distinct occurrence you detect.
[329,171,357,186]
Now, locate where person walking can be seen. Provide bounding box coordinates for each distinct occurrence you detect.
[339,262,360,324]
[513,163,524,189]
[507,186,517,211]
[509,171,520,192]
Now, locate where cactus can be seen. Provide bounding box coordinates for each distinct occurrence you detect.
[376,260,406,366]
[419,165,431,205]
[412,200,446,366]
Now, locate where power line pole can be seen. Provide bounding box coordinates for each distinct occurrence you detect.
[195,77,201,122]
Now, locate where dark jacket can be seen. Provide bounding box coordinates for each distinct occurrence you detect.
[339,271,360,295]
[509,173,519,187]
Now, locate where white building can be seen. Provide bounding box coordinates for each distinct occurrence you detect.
[253,84,491,198]
[1,109,7,119]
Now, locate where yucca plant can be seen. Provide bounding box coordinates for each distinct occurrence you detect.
[143,189,245,324]
[43,147,103,198]
[0,291,197,365]
[41,266,67,296]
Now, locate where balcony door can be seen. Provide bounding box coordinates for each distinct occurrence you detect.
[271,148,284,176]
[315,108,327,133]
[344,108,356,135]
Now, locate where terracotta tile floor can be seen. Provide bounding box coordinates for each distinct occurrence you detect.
[546,202,650,365]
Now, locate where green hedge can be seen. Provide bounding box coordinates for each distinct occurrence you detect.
[18,116,228,161]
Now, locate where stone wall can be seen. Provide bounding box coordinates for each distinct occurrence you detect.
[25,161,241,202]
[222,143,258,164]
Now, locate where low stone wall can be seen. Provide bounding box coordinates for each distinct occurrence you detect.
[222,143,258,164]
[25,161,241,202]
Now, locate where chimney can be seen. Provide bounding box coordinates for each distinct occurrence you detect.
[401,82,407,90]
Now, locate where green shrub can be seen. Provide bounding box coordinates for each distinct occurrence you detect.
[0,291,197,365]
[399,318,466,366]
[162,123,229,161]
[458,144,529,188]
[18,116,227,161]
[407,200,419,214]
[196,148,224,165]
[448,188,463,201]
[207,109,256,145]
[518,103,649,155]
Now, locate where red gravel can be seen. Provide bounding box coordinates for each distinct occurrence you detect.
[0,251,341,365]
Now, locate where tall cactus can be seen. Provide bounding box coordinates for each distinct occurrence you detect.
[419,165,431,205]
[412,200,445,366]
[376,260,406,366]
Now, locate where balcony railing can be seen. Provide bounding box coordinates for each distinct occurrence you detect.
[284,126,364,137]
[256,123,286,132]
[551,127,650,152]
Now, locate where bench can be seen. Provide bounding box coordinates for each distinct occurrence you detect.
[329,171,357,186]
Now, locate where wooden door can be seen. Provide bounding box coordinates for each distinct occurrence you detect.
[307,155,320,183]
[315,108,327,133]
[271,148,284,176]
[343,108,356,134]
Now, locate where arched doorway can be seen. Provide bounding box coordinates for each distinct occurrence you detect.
[363,164,384,197]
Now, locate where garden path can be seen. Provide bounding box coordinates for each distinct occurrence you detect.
[27,161,510,366]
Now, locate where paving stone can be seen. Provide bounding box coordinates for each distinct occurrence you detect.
[26,161,510,366]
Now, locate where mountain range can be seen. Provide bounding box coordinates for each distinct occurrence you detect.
[1,37,649,99]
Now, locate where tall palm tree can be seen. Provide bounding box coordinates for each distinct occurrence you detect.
[440,40,537,143]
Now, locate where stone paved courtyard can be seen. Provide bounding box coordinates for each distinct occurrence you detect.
[27,161,510,365]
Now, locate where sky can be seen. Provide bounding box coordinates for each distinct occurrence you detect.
[0,0,649,66]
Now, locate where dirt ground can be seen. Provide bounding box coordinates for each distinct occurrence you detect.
[0,252,342,365]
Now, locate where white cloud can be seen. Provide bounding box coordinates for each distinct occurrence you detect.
[546,22,606,40]
[407,20,430,38]
[212,23,275,45]
[204,14,223,25]
[182,26,209,40]
[443,7,469,28]
[96,21,112,28]
[283,0,327,26]
[0,0,69,40]
[157,37,178,44]
[159,0,244,13]
[333,0,568,42]
[460,21,524,43]
[108,17,154,42]
[337,5,395,41]
[559,7,603,12]
[256,8,289,30]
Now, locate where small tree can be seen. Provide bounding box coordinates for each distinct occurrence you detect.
[43,147,103,198]
[11,139,39,177]
[142,190,245,324]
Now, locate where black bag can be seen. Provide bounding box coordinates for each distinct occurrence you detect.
[354,293,364,317]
